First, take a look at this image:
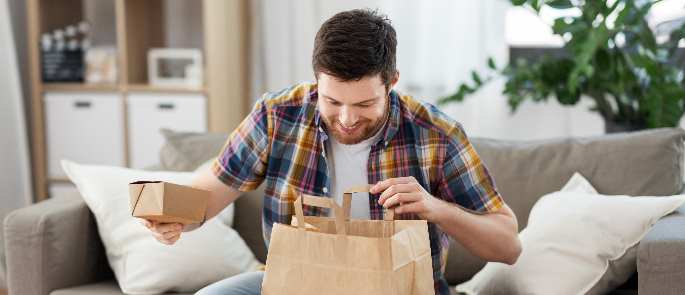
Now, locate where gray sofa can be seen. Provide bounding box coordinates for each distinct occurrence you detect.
[5,128,685,295]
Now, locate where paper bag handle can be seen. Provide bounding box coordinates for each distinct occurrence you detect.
[295,194,347,235]
[294,185,396,235]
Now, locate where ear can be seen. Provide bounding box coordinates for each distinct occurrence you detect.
[387,71,400,92]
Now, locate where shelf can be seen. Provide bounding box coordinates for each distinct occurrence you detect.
[125,83,206,94]
[42,83,121,92]
[41,83,206,94]
[27,0,248,202]
[47,177,73,184]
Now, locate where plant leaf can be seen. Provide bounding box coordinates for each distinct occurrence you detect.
[471,71,483,85]
[511,0,527,6]
[546,0,574,9]
[487,57,497,70]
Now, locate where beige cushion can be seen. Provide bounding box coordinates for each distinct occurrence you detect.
[159,129,228,171]
[445,128,685,284]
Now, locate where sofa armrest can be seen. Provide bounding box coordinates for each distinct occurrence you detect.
[4,195,110,295]
[638,204,685,294]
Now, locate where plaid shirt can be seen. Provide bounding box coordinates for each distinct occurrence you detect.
[213,82,504,294]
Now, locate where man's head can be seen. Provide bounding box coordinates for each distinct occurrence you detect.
[313,9,399,144]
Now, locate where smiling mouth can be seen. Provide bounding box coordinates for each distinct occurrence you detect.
[338,123,360,134]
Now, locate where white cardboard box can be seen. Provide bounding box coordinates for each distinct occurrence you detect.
[45,92,125,178]
[126,93,207,169]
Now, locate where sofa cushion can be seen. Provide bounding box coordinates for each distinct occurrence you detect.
[637,205,685,294]
[444,128,685,285]
[473,128,685,230]
[159,129,228,171]
[234,185,268,264]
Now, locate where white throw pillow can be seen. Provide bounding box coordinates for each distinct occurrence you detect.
[62,160,260,295]
[560,172,598,194]
[562,173,637,294]
[456,173,685,295]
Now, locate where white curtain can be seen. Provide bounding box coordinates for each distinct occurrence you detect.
[0,0,33,286]
[251,0,604,140]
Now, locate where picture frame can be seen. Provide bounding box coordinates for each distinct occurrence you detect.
[147,48,203,88]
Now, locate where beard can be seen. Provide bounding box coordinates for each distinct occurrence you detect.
[321,108,388,145]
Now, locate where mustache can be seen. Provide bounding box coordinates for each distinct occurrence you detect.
[330,118,370,128]
[338,122,360,129]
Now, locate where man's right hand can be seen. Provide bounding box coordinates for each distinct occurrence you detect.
[140,219,183,245]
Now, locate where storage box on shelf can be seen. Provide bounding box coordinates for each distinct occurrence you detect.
[44,92,126,179]
[127,93,207,169]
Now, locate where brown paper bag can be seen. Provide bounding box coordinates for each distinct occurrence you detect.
[262,185,434,295]
[129,181,209,224]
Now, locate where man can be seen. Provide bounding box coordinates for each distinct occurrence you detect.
[142,9,521,295]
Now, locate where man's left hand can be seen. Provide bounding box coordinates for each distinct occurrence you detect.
[370,176,445,221]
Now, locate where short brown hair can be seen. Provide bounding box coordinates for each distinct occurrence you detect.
[312,9,397,89]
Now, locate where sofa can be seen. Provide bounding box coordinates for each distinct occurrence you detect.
[5,128,685,295]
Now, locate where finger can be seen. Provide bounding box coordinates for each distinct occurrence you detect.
[152,231,165,241]
[159,237,174,245]
[394,201,425,215]
[153,231,179,245]
[164,232,181,245]
[138,218,152,228]
[167,233,181,244]
[162,231,181,241]
[153,222,183,234]
[383,192,423,208]
[371,177,417,194]
[378,183,421,205]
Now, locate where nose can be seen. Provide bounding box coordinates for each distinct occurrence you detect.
[338,106,358,127]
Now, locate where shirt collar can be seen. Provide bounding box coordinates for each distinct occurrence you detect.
[381,90,401,145]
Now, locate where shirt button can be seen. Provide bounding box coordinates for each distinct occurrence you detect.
[323,187,328,193]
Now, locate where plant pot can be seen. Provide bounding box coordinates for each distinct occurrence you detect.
[604,120,646,133]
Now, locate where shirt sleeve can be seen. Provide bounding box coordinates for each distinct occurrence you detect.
[212,99,270,192]
[438,124,503,213]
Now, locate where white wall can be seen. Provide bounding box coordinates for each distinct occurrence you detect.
[1,0,33,287]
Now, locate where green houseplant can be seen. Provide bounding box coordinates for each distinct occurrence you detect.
[439,0,685,132]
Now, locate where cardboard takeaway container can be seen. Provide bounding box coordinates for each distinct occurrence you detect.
[129,181,209,224]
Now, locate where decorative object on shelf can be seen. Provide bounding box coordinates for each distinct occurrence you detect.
[439,0,685,133]
[41,21,91,83]
[84,46,117,84]
[147,48,203,88]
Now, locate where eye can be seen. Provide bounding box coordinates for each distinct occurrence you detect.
[328,99,341,106]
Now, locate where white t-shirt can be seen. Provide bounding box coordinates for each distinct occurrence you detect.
[325,127,384,219]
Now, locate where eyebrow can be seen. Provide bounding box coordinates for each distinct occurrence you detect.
[321,94,380,105]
